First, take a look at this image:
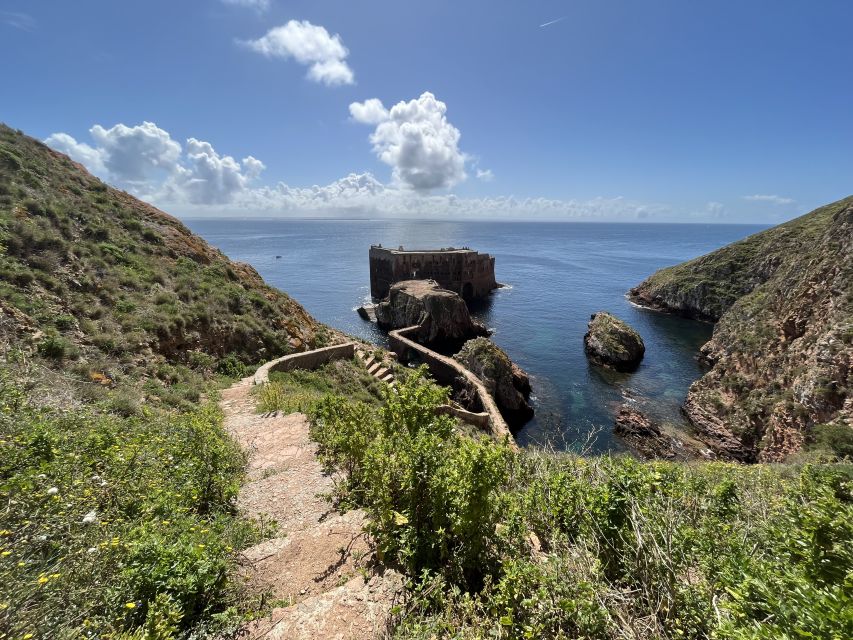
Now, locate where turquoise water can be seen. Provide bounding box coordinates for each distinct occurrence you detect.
[186,219,765,452]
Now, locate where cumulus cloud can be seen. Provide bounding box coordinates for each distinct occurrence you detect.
[351,92,467,191]
[44,132,107,177]
[243,20,354,86]
[348,98,388,125]
[221,0,269,10]
[46,120,669,220]
[89,122,182,182]
[743,194,795,205]
[46,122,264,205]
[476,168,494,182]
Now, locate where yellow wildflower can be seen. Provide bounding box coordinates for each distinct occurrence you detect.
[125,602,136,609]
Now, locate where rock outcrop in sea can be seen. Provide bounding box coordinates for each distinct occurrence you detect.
[629,196,853,462]
[583,312,646,371]
[454,337,534,427]
[375,280,488,345]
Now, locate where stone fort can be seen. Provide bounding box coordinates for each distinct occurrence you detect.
[369,245,498,300]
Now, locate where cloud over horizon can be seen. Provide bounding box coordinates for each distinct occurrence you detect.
[742,194,795,205]
[243,20,354,86]
[45,120,665,220]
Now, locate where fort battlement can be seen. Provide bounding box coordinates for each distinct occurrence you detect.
[369,245,498,300]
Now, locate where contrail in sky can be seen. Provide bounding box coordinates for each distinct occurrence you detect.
[539,16,566,28]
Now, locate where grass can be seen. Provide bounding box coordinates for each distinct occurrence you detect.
[0,365,260,639]
[308,370,853,640]
[0,123,323,391]
[254,357,387,414]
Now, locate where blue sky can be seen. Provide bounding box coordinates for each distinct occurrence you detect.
[1,0,851,222]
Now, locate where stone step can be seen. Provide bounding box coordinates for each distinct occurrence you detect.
[368,363,382,375]
[363,356,376,369]
[381,374,395,384]
[375,367,390,379]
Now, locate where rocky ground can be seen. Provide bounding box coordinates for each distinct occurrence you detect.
[220,377,403,639]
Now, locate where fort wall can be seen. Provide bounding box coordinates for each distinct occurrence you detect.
[369,246,497,300]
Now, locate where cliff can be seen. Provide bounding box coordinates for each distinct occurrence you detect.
[630,196,853,461]
[0,124,326,379]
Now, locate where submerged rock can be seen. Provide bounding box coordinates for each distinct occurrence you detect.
[614,406,676,459]
[375,280,488,344]
[454,337,533,427]
[584,312,645,371]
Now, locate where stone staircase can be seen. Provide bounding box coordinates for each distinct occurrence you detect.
[355,346,397,387]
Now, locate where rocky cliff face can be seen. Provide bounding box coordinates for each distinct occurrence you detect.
[454,337,533,427]
[629,197,853,462]
[375,280,488,345]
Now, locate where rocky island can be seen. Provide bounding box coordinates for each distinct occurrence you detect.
[630,196,852,462]
[374,279,488,345]
[583,312,646,371]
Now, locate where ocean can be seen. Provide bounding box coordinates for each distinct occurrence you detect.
[186,218,766,452]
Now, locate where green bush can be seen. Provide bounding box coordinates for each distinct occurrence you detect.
[37,330,71,360]
[306,370,853,639]
[0,369,257,638]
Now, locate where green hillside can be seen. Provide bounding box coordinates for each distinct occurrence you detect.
[0,124,329,638]
[630,197,853,461]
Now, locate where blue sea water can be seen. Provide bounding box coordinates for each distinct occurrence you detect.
[186,219,765,452]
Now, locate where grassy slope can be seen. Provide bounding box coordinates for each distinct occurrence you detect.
[0,123,327,384]
[630,197,853,460]
[0,124,329,638]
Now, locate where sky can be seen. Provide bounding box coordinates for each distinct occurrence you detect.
[1,0,851,223]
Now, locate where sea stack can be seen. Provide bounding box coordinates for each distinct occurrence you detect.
[584,312,645,371]
[374,279,488,345]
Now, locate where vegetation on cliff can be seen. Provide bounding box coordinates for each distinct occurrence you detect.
[309,372,853,639]
[0,123,325,384]
[583,312,646,371]
[0,125,326,637]
[630,197,852,461]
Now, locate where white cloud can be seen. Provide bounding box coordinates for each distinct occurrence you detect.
[352,92,467,191]
[44,132,107,177]
[90,122,182,182]
[166,139,266,204]
[476,168,494,182]
[742,194,795,205]
[46,120,671,220]
[221,0,269,10]
[349,98,389,125]
[46,122,264,205]
[243,20,354,86]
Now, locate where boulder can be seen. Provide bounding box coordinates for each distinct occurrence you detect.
[583,312,645,371]
[375,280,488,344]
[454,337,533,427]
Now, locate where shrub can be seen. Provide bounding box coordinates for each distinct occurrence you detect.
[37,330,70,360]
[0,369,256,638]
[215,354,248,379]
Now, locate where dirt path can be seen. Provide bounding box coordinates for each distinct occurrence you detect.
[220,377,403,639]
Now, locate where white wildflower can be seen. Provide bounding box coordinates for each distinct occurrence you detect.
[46,487,59,496]
[82,510,98,525]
